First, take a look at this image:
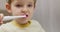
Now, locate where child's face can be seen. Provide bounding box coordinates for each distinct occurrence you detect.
[6,0,35,23]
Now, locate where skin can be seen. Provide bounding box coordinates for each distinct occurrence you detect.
[6,0,35,24]
[0,14,4,25]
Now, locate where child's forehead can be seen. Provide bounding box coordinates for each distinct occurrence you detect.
[12,0,34,3]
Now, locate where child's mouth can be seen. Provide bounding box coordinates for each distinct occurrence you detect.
[21,14,28,18]
[26,15,28,17]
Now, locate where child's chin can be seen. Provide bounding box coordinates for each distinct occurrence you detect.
[18,19,28,23]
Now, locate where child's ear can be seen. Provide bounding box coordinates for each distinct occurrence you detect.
[5,3,12,13]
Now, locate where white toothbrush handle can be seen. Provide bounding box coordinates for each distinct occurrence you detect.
[3,16,26,21]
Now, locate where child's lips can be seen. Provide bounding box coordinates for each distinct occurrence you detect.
[21,14,28,18]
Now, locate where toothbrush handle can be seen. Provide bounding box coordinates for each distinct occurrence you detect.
[3,16,26,21]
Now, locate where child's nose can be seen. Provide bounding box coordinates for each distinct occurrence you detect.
[21,7,28,13]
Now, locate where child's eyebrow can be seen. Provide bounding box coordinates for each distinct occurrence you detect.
[29,2,33,3]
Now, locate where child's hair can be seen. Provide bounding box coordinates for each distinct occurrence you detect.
[7,0,36,7]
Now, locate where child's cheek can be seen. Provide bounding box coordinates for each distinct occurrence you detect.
[11,6,22,16]
[12,9,21,16]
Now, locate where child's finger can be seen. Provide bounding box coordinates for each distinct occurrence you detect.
[0,13,4,24]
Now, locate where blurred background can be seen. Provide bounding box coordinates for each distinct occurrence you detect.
[0,0,60,32]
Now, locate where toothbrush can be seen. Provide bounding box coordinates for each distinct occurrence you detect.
[3,16,26,21]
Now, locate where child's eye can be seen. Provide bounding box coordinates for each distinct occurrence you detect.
[28,4,32,7]
[15,4,23,7]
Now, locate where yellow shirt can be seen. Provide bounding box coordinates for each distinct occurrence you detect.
[0,20,45,32]
[11,20,31,28]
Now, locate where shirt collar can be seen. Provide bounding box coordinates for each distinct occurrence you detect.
[11,20,31,28]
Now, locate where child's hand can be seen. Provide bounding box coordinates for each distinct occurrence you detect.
[0,13,4,25]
